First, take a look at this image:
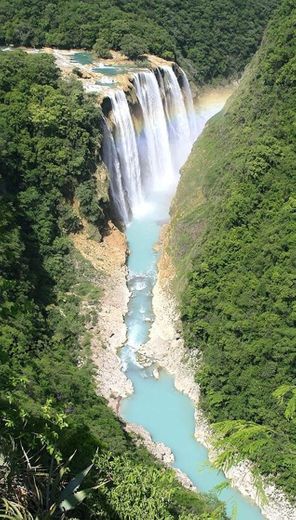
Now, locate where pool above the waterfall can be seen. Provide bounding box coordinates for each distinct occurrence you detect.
[71,52,93,65]
[93,64,141,75]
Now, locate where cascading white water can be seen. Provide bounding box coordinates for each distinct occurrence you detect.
[102,123,130,224]
[133,71,175,191]
[158,66,192,171]
[102,65,197,223]
[178,68,198,140]
[103,90,143,224]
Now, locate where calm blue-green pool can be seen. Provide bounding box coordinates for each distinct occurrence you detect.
[119,99,266,519]
[122,368,264,520]
[93,66,126,76]
[93,64,142,76]
[71,52,93,65]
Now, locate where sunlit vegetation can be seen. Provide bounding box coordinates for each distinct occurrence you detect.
[0,0,277,83]
[171,0,296,497]
[0,50,226,518]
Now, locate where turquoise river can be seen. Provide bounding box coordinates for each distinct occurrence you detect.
[119,90,265,520]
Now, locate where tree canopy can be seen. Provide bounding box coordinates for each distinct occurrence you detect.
[0,0,278,83]
[170,0,296,498]
[0,50,226,519]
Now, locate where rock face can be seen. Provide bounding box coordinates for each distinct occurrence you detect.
[72,221,198,491]
[140,278,200,404]
[140,224,296,520]
[72,222,133,412]
[125,423,174,465]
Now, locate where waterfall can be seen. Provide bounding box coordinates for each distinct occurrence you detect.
[133,71,175,191]
[102,65,197,224]
[103,90,143,224]
[178,68,198,140]
[158,66,192,171]
[102,123,130,224]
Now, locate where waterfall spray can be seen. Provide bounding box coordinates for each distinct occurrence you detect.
[158,66,192,171]
[133,71,175,190]
[178,67,198,140]
[102,90,143,223]
[102,65,197,223]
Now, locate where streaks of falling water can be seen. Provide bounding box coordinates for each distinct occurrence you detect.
[102,66,196,223]
[178,67,199,140]
[133,71,176,192]
[158,65,192,171]
[102,123,130,224]
[102,90,143,224]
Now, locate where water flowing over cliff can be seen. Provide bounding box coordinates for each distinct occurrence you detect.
[102,66,197,223]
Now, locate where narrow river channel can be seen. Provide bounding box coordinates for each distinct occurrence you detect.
[120,91,265,520]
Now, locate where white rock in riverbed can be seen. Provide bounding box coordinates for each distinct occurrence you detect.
[143,268,296,520]
[125,423,174,465]
[153,367,160,379]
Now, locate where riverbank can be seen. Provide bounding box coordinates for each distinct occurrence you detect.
[139,217,296,520]
[9,46,175,97]
[72,222,132,412]
[71,222,198,484]
[73,78,295,518]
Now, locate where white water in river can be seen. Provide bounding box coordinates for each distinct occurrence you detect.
[103,70,265,519]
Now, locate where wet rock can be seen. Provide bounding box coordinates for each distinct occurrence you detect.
[153,367,160,379]
[125,423,174,465]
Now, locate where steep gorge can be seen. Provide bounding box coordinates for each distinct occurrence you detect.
[1,0,295,515]
[0,51,225,519]
[166,0,296,509]
[99,59,272,519]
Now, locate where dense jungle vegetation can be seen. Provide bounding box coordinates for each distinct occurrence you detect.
[0,0,278,83]
[0,51,227,518]
[170,0,296,498]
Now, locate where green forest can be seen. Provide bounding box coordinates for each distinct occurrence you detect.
[170,0,296,499]
[1,0,295,516]
[0,52,227,518]
[0,0,278,83]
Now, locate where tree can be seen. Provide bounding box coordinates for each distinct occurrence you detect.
[92,37,112,59]
[121,34,147,60]
[273,385,296,421]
